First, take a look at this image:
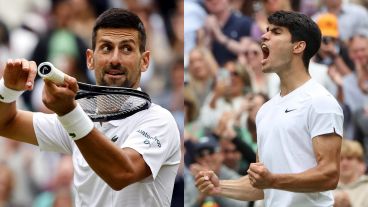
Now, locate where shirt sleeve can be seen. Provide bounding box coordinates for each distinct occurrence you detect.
[33,112,73,154]
[121,108,181,179]
[308,94,344,139]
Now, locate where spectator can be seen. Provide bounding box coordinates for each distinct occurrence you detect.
[348,35,368,96]
[10,13,47,61]
[334,139,368,207]
[32,155,74,207]
[189,136,249,207]
[199,61,251,131]
[314,13,353,75]
[328,35,368,141]
[345,35,368,158]
[242,92,269,146]
[169,0,184,57]
[219,139,247,175]
[184,85,207,167]
[186,46,218,107]
[213,93,269,175]
[312,12,357,139]
[201,0,252,66]
[69,0,108,48]
[29,0,92,112]
[309,13,342,95]
[313,0,368,42]
[0,162,15,207]
[0,139,38,207]
[184,0,207,63]
[184,85,204,141]
[31,0,90,81]
[154,56,185,135]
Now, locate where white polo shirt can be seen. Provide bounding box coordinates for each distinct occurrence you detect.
[256,79,343,207]
[33,103,181,207]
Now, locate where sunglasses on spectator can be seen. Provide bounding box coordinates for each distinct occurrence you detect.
[322,36,337,45]
[243,50,260,56]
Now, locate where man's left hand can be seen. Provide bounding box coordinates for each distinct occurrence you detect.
[247,163,275,189]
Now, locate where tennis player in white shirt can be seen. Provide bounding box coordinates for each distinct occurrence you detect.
[0,8,180,207]
[195,11,343,207]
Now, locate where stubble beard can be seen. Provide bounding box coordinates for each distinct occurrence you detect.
[99,76,132,87]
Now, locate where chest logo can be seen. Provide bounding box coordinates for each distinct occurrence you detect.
[285,108,296,113]
[111,135,118,142]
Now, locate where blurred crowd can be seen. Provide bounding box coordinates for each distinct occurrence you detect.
[184,0,368,207]
[0,0,184,207]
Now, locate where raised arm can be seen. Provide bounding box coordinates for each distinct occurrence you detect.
[42,77,152,190]
[0,59,38,145]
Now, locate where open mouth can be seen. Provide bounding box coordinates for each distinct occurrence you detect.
[261,43,270,60]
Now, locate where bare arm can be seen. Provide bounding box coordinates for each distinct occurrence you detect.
[219,175,264,201]
[249,133,341,192]
[75,129,151,190]
[0,59,38,145]
[0,104,37,145]
[195,153,264,201]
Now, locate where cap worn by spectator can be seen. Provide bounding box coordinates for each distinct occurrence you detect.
[195,136,220,157]
[316,13,339,38]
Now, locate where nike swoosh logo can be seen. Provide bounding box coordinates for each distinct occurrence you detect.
[285,109,296,113]
[111,135,118,142]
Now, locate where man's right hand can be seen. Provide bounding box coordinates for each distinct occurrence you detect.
[3,59,37,91]
[195,170,221,196]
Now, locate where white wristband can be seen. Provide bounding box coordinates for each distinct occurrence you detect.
[0,79,24,103]
[57,104,94,140]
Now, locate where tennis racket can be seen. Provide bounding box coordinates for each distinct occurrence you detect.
[37,62,151,122]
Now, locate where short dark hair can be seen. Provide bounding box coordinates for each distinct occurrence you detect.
[268,11,321,69]
[92,8,146,52]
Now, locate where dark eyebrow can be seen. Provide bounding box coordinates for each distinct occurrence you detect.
[266,26,282,33]
[98,39,112,45]
[120,39,135,45]
[98,39,136,45]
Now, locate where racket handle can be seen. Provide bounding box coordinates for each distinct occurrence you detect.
[37,62,65,84]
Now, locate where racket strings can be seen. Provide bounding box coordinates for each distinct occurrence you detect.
[77,94,148,117]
